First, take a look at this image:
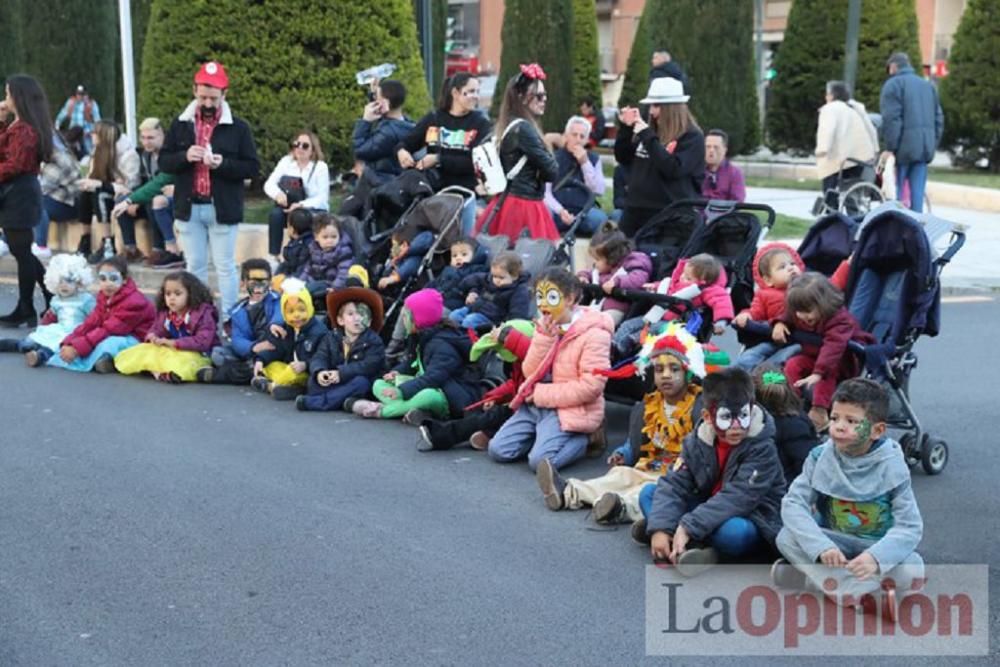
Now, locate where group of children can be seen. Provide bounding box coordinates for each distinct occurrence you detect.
[1,221,923,621]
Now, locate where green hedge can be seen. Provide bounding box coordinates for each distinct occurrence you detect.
[940,0,1000,172]
[618,0,760,154]
[139,0,432,175]
[766,0,921,153]
[572,0,603,108]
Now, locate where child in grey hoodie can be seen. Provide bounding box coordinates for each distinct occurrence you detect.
[774,378,924,620]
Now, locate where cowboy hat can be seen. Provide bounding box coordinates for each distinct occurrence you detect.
[640,77,689,104]
[326,287,384,333]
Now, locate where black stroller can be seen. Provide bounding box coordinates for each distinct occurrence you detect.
[797,212,860,276]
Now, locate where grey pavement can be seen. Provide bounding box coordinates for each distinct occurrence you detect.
[748,186,1000,290]
[0,284,997,666]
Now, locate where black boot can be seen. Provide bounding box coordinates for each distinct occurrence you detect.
[87,237,116,265]
[0,305,37,328]
[77,233,92,256]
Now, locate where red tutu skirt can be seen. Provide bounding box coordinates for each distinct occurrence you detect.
[475,194,559,242]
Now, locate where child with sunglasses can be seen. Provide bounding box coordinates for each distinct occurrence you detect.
[40,256,155,373]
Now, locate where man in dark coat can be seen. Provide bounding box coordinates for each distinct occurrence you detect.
[649,49,689,93]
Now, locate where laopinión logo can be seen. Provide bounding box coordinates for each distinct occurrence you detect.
[645,564,988,656]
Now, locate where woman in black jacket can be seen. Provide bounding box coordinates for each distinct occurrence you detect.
[475,63,560,243]
[615,77,705,236]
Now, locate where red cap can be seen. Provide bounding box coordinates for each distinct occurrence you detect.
[194,61,229,89]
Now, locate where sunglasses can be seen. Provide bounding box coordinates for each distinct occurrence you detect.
[291,141,311,150]
[97,271,123,284]
[532,93,548,102]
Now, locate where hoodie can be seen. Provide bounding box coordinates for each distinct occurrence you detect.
[780,438,922,571]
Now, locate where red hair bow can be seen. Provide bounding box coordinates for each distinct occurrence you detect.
[519,63,547,81]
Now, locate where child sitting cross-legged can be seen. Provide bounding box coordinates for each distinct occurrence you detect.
[114,271,220,383]
[535,322,703,522]
[198,259,283,385]
[732,243,804,370]
[773,379,923,623]
[646,367,786,576]
[296,284,386,412]
[250,278,329,400]
[487,267,613,472]
[449,250,532,330]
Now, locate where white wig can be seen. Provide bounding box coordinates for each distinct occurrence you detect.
[44,253,95,294]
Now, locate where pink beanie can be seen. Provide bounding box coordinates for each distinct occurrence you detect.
[404,288,444,330]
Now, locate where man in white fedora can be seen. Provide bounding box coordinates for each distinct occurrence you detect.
[614,78,705,235]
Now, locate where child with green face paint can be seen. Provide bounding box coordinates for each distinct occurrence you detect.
[775,378,924,623]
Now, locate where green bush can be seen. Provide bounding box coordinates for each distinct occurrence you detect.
[139,0,432,175]
[0,0,25,81]
[940,0,1000,172]
[571,0,603,108]
[618,0,760,154]
[491,0,575,132]
[766,0,920,153]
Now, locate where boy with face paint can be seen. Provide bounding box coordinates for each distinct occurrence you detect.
[646,367,786,576]
[250,278,328,400]
[774,379,923,620]
[536,323,704,523]
[297,285,386,412]
[198,259,284,384]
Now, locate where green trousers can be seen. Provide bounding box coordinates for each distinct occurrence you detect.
[373,375,450,419]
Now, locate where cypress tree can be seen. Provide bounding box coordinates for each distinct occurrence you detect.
[618,0,760,154]
[939,0,1000,171]
[491,0,575,132]
[572,0,603,109]
[139,0,432,171]
[0,0,25,79]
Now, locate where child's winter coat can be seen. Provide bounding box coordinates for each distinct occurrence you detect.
[459,273,533,324]
[298,235,355,289]
[743,242,806,322]
[577,250,652,314]
[309,327,385,383]
[61,279,156,356]
[228,291,283,360]
[785,306,874,380]
[255,316,329,366]
[662,257,734,324]
[772,412,821,482]
[432,247,490,311]
[391,323,482,416]
[149,302,222,353]
[276,230,314,277]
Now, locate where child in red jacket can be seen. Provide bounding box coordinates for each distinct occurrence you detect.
[774,272,874,431]
[114,271,221,383]
[36,256,155,373]
[733,243,804,370]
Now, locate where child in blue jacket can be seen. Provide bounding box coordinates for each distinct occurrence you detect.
[377,226,434,291]
[449,251,532,330]
[431,237,489,311]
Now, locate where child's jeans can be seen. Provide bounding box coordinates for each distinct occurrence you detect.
[641,492,764,559]
[785,353,838,408]
[776,526,925,601]
[735,342,801,371]
[487,404,587,471]
[563,466,659,521]
[372,374,450,419]
[303,375,371,411]
[449,307,494,330]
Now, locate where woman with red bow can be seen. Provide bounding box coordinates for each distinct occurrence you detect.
[475,64,560,243]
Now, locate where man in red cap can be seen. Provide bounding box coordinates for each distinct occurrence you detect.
[159,61,260,320]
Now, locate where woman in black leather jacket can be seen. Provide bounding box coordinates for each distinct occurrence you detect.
[475,63,560,243]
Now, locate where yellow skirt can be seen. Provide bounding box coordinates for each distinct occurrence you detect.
[114,343,211,382]
[262,361,308,387]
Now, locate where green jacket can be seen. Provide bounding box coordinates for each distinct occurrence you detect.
[127,172,175,206]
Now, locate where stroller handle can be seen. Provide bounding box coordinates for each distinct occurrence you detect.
[664,198,777,230]
[935,228,966,267]
[582,284,696,314]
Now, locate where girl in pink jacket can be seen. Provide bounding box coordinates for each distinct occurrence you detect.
[488,267,613,472]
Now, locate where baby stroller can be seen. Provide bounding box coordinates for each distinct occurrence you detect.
[632,202,701,281]
[339,169,436,240]
[796,211,859,276]
[811,158,884,219]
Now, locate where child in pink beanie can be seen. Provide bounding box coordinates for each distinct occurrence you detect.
[349,288,483,421]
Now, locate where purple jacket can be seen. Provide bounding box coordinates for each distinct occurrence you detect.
[150,302,222,353]
[701,160,746,203]
[577,251,652,314]
[298,236,355,289]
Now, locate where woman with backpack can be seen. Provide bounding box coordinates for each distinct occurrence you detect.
[474,64,560,243]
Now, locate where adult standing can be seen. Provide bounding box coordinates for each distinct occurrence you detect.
[474,64,560,242]
[702,129,746,202]
[542,115,607,235]
[879,52,943,214]
[160,61,260,320]
[396,72,492,234]
[54,84,101,155]
[33,131,80,259]
[0,75,54,327]
[262,131,330,264]
[815,81,879,210]
[649,49,689,93]
[614,78,705,236]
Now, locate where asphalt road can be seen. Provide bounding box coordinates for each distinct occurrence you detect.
[0,285,997,666]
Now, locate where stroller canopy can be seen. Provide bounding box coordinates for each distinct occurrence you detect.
[797,212,859,277]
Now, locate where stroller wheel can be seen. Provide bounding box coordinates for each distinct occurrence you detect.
[920,436,949,475]
[899,433,920,468]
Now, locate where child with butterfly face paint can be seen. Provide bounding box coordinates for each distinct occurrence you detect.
[646,367,786,576]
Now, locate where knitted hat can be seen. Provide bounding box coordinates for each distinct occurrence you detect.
[403,288,444,330]
[194,61,229,89]
[469,319,534,362]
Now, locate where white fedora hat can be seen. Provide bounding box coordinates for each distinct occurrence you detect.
[640,77,689,104]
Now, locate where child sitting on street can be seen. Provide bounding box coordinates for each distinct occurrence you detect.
[646,367,786,576]
[487,267,613,472]
[613,253,733,358]
[349,288,481,422]
[250,278,329,400]
[732,243,804,370]
[198,259,283,385]
[114,271,220,383]
[298,213,355,293]
[751,365,820,481]
[576,223,652,327]
[39,256,156,373]
[297,284,386,412]
[274,208,315,281]
[774,379,923,622]
[536,322,703,523]
[775,272,874,432]
[450,251,532,330]
[376,226,434,291]
[431,237,488,312]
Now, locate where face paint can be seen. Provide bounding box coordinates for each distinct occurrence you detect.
[711,403,753,432]
[284,298,311,329]
[535,279,567,321]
